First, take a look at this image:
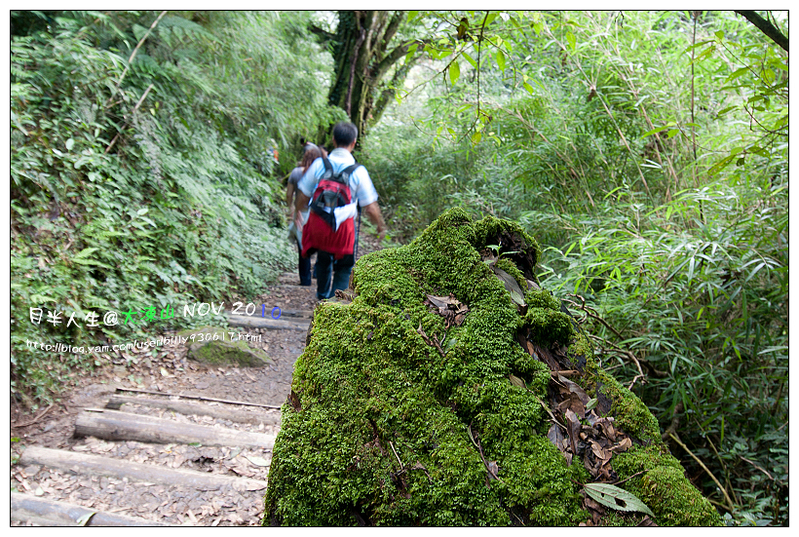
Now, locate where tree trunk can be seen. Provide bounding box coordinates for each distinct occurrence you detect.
[323,11,415,141]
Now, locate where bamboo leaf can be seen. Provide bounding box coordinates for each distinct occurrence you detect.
[495,49,506,71]
[584,483,654,516]
[449,61,460,85]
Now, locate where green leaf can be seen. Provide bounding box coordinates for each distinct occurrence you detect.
[76,511,97,526]
[449,61,460,85]
[137,207,149,216]
[65,138,74,151]
[523,81,534,95]
[74,247,99,260]
[584,483,654,516]
[641,122,675,138]
[566,31,576,52]
[495,49,506,71]
[461,52,477,69]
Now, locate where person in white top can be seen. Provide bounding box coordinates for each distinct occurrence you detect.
[294,122,387,299]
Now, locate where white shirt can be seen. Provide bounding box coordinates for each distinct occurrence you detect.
[297,148,379,208]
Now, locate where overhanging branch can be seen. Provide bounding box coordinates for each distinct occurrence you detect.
[734,10,788,52]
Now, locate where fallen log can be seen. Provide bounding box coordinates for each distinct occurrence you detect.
[105,395,281,426]
[74,408,275,450]
[11,491,171,526]
[263,208,722,527]
[225,314,309,331]
[19,446,268,491]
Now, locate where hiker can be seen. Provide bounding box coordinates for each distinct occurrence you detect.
[286,143,326,286]
[295,121,387,300]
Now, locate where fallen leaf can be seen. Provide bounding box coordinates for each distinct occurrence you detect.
[244,455,271,467]
[486,461,500,480]
[508,374,525,389]
[564,409,581,455]
[612,437,632,453]
[583,482,655,516]
[76,511,96,526]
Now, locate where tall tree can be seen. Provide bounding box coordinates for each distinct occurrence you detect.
[312,11,418,139]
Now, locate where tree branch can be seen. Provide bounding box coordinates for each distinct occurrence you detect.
[735,10,788,52]
[309,24,336,44]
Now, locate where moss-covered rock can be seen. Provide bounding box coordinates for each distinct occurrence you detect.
[262,208,721,526]
[178,326,269,367]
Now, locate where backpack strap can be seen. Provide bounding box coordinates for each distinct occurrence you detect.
[321,154,333,175]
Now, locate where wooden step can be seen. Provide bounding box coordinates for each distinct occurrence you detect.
[11,491,171,526]
[226,313,309,331]
[19,446,269,492]
[105,395,281,426]
[74,408,276,450]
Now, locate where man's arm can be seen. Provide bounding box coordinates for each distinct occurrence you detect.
[294,191,311,229]
[285,183,295,217]
[362,201,387,241]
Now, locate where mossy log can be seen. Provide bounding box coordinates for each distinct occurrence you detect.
[262,208,722,527]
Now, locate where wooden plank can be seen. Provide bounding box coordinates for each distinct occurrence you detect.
[105,395,281,426]
[74,408,275,450]
[11,491,172,526]
[115,387,282,410]
[225,313,309,331]
[19,446,268,492]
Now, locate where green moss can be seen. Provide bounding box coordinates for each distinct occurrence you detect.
[568,333,592,359]
[524,307,574,347]
[263,208,720,526]
[177,326,269,367]
[525,288,560,311]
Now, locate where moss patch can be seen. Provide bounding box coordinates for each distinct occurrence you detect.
[178,326,270,367]
[263,208,721,526]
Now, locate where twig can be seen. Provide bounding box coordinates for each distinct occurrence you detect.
[612,470,647,487]
[669,432,736,512]
[107,10,167,106]
[389,441,404,470]
[11,403,54,428]
[550,370,580,377]
[104,83,154,154]
[661,402,683,442]
[740,456,775,481]
[566,294,648,383]
[115,387,282,410]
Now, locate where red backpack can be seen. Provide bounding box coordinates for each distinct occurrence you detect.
[301,155,361,260]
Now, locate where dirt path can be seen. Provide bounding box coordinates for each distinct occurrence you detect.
[11,233,384,526]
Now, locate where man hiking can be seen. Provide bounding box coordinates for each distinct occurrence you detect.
[294,121,387,300]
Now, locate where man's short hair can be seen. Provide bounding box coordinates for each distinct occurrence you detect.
[333,122,358,148]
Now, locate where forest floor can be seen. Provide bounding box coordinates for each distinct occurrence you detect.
[10,231,385,526]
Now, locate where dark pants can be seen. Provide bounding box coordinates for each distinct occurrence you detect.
[315,252,354,300]
[297,241,311,286]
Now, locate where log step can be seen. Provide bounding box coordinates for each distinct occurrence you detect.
[225,313,309,331]
[19,446,269,492]
[11,491,171,526]
[105,395,281,426]
[74,408,276,450]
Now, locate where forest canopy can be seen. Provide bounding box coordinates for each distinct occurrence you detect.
[10,10,788,526]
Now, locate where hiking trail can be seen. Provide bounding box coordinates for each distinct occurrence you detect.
[11,234,383,526]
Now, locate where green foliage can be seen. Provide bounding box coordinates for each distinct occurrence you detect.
[10,11,339,406]
[369,9,787,526]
